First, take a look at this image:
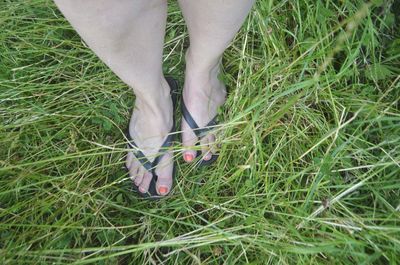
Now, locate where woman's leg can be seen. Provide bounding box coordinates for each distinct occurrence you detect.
[54,0,174,195]
[178,0,255,162]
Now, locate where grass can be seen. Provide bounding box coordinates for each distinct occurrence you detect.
[0,0,399,264]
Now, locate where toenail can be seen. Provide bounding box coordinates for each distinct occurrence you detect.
[184,153,194,162]
[158,186,168,195]
[204,154,212,161]
[139,187,146,193]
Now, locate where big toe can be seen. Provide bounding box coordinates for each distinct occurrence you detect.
[182,120,198,162]
[155,153,174,196]
[156,176,173,196]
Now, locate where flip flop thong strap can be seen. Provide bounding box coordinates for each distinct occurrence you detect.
[151,132,174,170]
[127,140,153,172]
[127,128,174,174]
[182,100,218,139]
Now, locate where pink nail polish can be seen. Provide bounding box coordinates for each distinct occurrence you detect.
[158,186,168,195]
[184,153,194,162]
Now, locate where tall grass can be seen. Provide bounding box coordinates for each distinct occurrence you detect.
[1,0,399,264]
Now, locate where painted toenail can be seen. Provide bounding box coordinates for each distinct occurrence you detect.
[139,187,146,193]
[184,153,194,162]
[158,186,168,195]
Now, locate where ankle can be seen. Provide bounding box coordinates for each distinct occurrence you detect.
[186,54,225,99]
[135,96,172,124]
[185,48,221,81]
[134,78,172,115]
[183,71,226,107]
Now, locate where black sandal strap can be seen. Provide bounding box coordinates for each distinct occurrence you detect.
[127,128,174,174]
[151,132,174,171]
[182,100,218,138]
[181,100,200,131]
[127,139,153,172]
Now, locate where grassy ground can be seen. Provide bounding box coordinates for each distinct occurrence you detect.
[1,0,399,264]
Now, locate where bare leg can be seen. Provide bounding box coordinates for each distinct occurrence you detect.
[54,0,174,195]
[178,0,255,162]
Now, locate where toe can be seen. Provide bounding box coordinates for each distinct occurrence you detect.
[200,135,213,161]
[155,153,174,196]
[156,172,173,196]
[183,151,196,163]
[138,171,152,194]
[208,133,218,155]
[131,162,143,186]
[182,120,198,162]
[126,152,134,169]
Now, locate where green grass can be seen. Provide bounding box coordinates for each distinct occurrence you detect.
[1,0,399,264]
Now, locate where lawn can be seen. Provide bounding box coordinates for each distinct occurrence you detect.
[1,0,399,264]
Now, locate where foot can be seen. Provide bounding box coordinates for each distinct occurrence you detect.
[181,55,227,163]
[125,79,174,196]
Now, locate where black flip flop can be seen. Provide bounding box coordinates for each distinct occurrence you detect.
[126,77,179,199]
[181,99,219,167]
